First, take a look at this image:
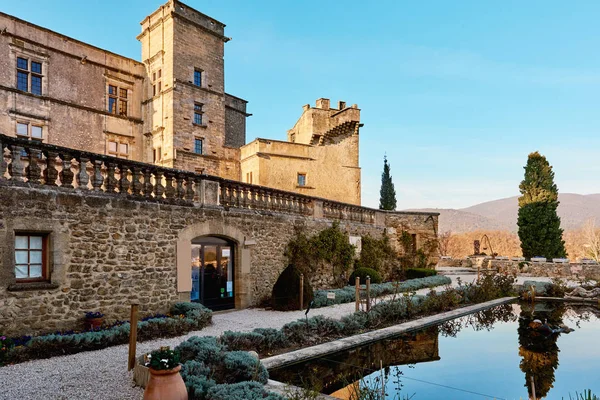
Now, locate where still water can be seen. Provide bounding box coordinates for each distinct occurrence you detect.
[269,302,600,399]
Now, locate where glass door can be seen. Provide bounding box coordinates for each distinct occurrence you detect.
[190,237,235,310]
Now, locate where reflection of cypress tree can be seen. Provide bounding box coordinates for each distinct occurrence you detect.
[518,303,565,399]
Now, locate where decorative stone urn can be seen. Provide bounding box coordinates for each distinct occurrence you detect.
[143,365,187,400]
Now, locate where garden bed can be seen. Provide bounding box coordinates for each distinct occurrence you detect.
[0,302,212,366]
[311,275,451,308]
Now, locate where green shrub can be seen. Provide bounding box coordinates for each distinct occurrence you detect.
[406,268,437,279]
[282,315,343,344]
[272,264,314,311]
[206,382,285,400]
[284,222,356,286]
[185,374,216,400]
[176,336,224,364]
[221,328,288,354]
[220,351,269,384]
[357,234,398,278]
[252,328,288,351]
[339,312,369,336]
[349,267,382,285]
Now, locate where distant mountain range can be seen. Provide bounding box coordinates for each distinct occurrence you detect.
[408,193,600,233]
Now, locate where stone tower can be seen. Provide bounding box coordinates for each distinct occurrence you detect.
[138,0,249,180]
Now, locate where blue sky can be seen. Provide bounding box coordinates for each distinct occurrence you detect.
[4,0,600,209]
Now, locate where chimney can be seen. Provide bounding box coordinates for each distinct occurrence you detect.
[315,98,330,110]
[338,101,346,110]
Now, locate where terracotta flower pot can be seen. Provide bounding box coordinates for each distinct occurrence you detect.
[143,365,187,400]
[85,317,103,330]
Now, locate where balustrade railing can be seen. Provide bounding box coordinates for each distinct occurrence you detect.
[0,134,382,224]
[323,199,376,224]
[219,179,313,215]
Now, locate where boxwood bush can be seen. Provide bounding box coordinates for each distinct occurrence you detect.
[311,275,451,308]
[349,267,382,285]
[3,302,212,365]
[406,268,437,279]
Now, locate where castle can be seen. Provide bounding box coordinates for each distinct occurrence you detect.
[0,0,361,204]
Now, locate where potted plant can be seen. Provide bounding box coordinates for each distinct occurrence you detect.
[143,347,187,400]
[84,311,104,330]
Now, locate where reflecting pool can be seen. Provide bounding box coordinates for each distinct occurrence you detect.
[269,302,600,399]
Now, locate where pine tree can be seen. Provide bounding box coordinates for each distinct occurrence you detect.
[517,152,566,259]
[379,156,397,210]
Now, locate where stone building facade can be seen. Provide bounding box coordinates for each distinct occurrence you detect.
[0,135,438,335]
[241,98,362,205]
[0,2,367,204]
[0,0,249,182]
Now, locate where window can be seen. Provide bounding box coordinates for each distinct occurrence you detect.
[194,138,203,155]
[297,173,307,187]
[152,68,162,97]
[16,122,43,140]
[15,234,47,281]
[194,103,203,125]
[107,141,129,159]
[153,147,162,163]
[107,84,128,116]
[16,57,43,95]
[246,172,253,184]
[194,69,202,87]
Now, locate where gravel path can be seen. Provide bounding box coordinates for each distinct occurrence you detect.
[0,273,547,400]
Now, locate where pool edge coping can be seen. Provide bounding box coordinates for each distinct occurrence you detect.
[261,296,517,370]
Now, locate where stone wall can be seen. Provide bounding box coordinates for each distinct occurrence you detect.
[384,211,440,266]
[0,184,393,336]
[490,259,600,281]
[0,135,438,336]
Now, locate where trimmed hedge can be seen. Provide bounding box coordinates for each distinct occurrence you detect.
[311,275,451,308]
[349,267,382,285]
[3,302,212,365]
[406,268,437,279]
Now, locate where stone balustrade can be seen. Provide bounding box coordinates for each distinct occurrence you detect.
[322,199,376,224]
[0,134,397,225]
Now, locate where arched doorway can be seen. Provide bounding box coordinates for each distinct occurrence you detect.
[191,236,235,311]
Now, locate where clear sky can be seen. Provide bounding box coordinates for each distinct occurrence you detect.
[4,0,600,210]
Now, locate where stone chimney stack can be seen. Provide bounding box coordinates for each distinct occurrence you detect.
[337,101,346,110]
[315,98,330,110]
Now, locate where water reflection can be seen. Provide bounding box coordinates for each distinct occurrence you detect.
[270,304,517,397]
[269,303,600,399]
[518,302,568,399]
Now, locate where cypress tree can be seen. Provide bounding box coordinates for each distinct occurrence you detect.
[517,152,566,259]
[379,156,397,210]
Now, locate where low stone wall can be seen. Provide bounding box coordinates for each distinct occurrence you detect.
[491,260,600,281]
